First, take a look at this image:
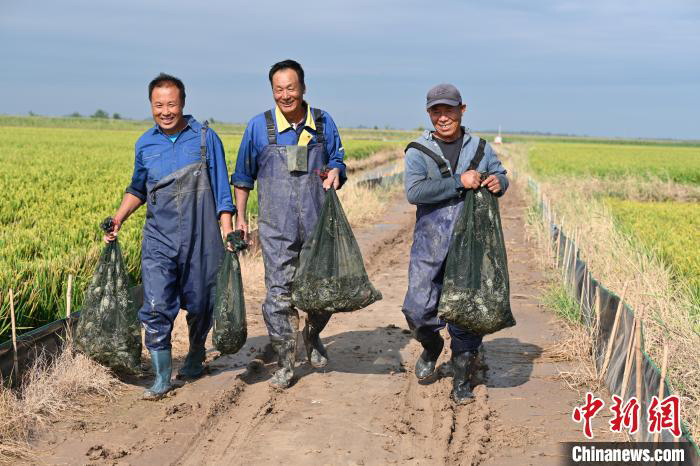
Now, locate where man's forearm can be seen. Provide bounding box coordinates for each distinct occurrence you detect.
[219,212,233,233]
[234,186,250,221]
[115,193,144,223]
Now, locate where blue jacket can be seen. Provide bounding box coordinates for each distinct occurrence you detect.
[126,115,235,216]
[404,130,508,205]
[231,104,346,188]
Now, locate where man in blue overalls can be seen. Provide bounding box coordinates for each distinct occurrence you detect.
[231,60,347,389]
[402,84,509,403]
[105,73,235,399]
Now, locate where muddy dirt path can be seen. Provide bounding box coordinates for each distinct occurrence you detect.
[34,184,616,465]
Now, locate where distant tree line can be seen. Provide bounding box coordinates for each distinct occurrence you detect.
[65,110,122,119]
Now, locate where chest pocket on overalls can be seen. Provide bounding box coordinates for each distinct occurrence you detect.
[264,108,326,174]
[285,145,308,173]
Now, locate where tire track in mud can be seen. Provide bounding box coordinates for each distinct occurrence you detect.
[384,338,498,465]
[175,348,285,465]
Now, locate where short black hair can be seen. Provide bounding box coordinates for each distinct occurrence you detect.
[148,73,186,103]
[268,59,305,92]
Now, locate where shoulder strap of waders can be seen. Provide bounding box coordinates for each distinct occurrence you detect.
[264,110,277,145]
[405,142,451,178]
[311,107,325,145]
[200,120,209,161]
[467,138,487,172]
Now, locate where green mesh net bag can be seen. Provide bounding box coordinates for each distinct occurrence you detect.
[212,231,248,354]
[438,188,515,335]
[75,218,142,374]
[291,188,382,314]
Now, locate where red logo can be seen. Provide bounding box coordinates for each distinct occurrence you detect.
[609,395,640,434]
[648,395,681,437]
[572,392,605,439]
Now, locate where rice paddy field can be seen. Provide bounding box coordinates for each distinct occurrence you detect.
[528,142,700,183]
[527,141,700,304]
[0,117,408,341]
[605,199,700,298]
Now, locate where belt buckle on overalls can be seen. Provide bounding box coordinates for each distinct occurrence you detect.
[285,145,308,173]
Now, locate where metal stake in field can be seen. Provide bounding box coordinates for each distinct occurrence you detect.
[9,288,19,381]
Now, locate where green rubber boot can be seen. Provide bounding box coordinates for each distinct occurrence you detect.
[143,349,173,400]
[177,345,206,380]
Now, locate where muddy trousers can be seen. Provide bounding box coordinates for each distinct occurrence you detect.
[402,198,482,355]
[256,141,331,341]
[403,301,483,354]
[139,240,218,352]
[402,290,482,355]
[261,267,331,340]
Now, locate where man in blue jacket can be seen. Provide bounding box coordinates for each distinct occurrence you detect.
[231,60,346,389]
[402,84,508,403]
[105,73,235,399]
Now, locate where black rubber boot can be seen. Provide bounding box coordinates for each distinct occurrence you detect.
[269,338,296,389]
[302,319,328,368]
[415,334,444,380]
[451,350,479,403]
[177,344,206,380]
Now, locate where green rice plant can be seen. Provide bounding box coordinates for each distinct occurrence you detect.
[342,140,403,159]
[605,199,700,302]
[529,142,700,184]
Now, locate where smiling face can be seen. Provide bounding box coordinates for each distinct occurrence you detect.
[428,104,466,141]
[271,68,305,122]
[150,83,186,134]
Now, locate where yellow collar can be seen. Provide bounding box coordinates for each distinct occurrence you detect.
[274,103,316,132]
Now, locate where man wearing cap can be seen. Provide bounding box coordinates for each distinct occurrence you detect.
[401,84,508,403]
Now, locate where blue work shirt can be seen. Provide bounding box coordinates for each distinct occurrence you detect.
[126,115,235,216]
[231,104,346,188]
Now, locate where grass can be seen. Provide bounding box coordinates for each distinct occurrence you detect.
[0,345,121,464]
[542,283,582,323]
[605,199,700,300]
[528,142,700,184]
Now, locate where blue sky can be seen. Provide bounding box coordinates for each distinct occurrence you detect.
[1,0,698,139]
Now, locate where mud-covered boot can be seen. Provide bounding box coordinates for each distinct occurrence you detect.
[177,344,206,380]
[302,321,328,368]
[269,338,296,389]
[415,334,444,380]
[451,350,478,403]
[143,349,173,400]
